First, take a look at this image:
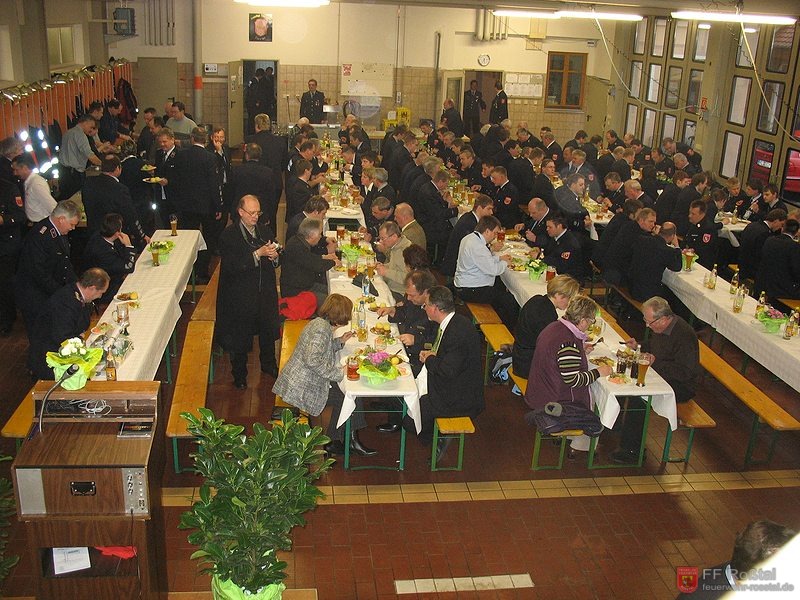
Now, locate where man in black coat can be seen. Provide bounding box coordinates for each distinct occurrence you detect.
[416,170,457,258]
[245,114,286,212]
[441,194,494,278]
[299,79,325,123]
[15,201,79,344]
[414,286,484,450]
[507,147,534,202]
[216,195,281,389]
[82,155,147,248]
[603,207,658,286]
[609,148,634,182]
[671,172,708,237]
[231,143,276,227]
[457,148,483,190]
[515,198,550,248]
[554,173,590,233]
[387,132,417,191]
[490,166,521,228]
[531,159,556,209]
[462,80,486,137]
[440,99,465,138]
[542,133,565,171]
[81,213,137,304]
[592,198,642,268]
[738,209,786,282]
[153,128,180,228]
[284,160,313,226]
[628,222,682,302]
[0,172,24,335]
[489,81,508,124]
[654,170,690,224]
[651,147,675,179]
[280,217,337,309]
[539,214,585,280]
[684,201,718,269]
[173,127,223,281]
[755,219,800,302]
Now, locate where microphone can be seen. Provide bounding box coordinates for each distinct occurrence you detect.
[37,364,80,436]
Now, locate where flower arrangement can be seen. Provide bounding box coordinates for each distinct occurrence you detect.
[45,337,103,390]
[357,350,399,385]
[757,306,787,333]
[527,257,547,281]
[149,239,175,253]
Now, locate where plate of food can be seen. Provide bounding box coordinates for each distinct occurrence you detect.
[509,259,527,272]
[607,374,631,385]
[142,176,164,184]
[115,291,139,302]
[140,164,156,172]
[590,356,615,367]
[340,208,360,215]
[370,322,393,336]
[91,322,111,335]
[505,232,522,242]
[367,300,387,312]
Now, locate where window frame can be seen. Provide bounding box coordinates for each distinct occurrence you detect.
[646,63,662,103]
[727,76,752,126]
[544,51,587,109]
[766,24,795,74]
[683,120,697,147]
[719,131,743,178]
[651,18,667,57]
[756,80,785,135]
[664,66,683,109]
[736,25,760,68]
[633,18,647,55]
[693,25,710,62]
[686,69,703,114]
[625,104,640,136]
[629,60,643,99]
[642,108,657,148]
[671,20,689,60]
[662,114,677,141]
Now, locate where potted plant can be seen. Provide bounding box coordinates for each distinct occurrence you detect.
[179,408,333,599]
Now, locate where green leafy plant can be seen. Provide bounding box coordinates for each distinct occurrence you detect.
[0,455,20,583]
[179,409,332,596]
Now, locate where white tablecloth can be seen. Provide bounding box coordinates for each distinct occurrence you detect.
[718,220,748,247]
[327,269,422,432]
[663,265,800,392]
[325,206,366,231]
[498,241,548,307]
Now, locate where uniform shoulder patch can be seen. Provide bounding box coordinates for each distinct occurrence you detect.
[702,233,711,243]
[561,251,571,259]
[15,195,23,207]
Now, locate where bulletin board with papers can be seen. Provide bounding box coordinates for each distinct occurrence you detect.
[341,62,394,98]
[504,73,544,98]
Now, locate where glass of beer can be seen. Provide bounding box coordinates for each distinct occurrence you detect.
[346,257,357,279]
[497,229,506,243]
[636,359,650,387]
[336,225,346,240]
[366,257,376,279]
[350,231,359,247]
[545,266,556,281]
[169,214,178,236]
[682,250,696,271]
[347,356,360,381]
[151,249,160,266]
[357,326,368,343]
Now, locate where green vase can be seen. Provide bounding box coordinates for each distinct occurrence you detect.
[211,575,285,600]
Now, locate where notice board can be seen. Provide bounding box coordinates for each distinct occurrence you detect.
[341,62,394,98]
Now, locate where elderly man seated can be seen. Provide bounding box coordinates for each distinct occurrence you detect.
[280,218,339,309]
[375,221,412,297]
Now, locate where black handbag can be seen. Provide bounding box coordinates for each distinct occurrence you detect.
[525,402,604,437]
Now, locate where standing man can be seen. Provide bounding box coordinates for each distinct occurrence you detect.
[415,286,484,457]
[216,195,281,389]
[0,170,24,335]
[440,99,465,138]
[755,219,800,302]
[208,126,232,214]
[245,114,286,220]
[300,79,325,123]
[463,80,486,138]
[246,69,269,135]
[11,154,57,224]
[738,208,787,282]
[489,80,508,124]
[231,143,276,227]
[165,101,198,138]
[58,115,102,200]
[98,99,131,145]
[136,108,157,158]
[173,127,223,283]
[154,128,180,228]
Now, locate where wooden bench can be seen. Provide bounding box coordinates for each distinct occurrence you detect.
[272,320,310,423]
[1,387,35,449]
[431,416,475,471]
[466,303,502,326]
[479,323,514,385]
[190,265,220,322]
[699,341,800,466]
[662,400,717,463]
[532,429,584,470]
[777,298,800,313]
[166,320,215,473]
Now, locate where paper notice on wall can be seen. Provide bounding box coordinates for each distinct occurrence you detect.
[505,73,518,83]
[518,73,531,84]
[53,547,91,574]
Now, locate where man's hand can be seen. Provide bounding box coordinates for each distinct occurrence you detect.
[398,333,415,346]
[623,338,637,349]
[338,331,355,344]
[376,305,396,317]
[215,212,222,221]
[419,350,436,363]
[116,231,132,247]
[499,254,513,264]
[514,223,525,232]
[263,243,279,260]
[642,352,656,365]
[375,263,387,276]
[158,178,168,186]
[525,230,537,242]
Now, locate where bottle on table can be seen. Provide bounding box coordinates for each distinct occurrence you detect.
[630,344,642,379]
[755,291,767,318]
[733,286,745,313]
[362,274,371,298]
[784,312,798,340]
[706,264,718,289]
[106,352,117,381]
[729,268,739,294]
[357,300,368,342]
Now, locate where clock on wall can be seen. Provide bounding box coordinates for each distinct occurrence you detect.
[477,54,491,67]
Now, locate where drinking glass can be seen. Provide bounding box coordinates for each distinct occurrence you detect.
[636,359,650,387]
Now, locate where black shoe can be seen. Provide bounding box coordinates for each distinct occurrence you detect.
[609,448,640,465]
[376,422,400,433]
[324,440,346,455]
[233,380,247,390]
[350,432,377,456]
[260,362,278,378]
[436,437,452,462]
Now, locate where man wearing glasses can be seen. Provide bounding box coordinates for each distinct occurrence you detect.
[375,221,412,297]
[216,195,281,389]
[610,296,699,464]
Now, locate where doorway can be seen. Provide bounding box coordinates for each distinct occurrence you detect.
[464,70,503,128]
[242,59,278,136]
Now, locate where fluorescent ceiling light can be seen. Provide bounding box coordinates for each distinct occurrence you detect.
[557,10,643,21]
[743,27,758,33]
[672,11,796,25]
[491,10,560,19]
[697,23,712,30]
[234,0,330,7]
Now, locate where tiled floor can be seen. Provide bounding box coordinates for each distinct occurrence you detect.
[1,225,800,598]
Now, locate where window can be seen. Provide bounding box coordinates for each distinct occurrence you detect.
[629,61,643,99]
[782,149,800,204]
[672,21,689,59]
[662,114,677,141]
[664,67,682,109]
[736,26,760,68]
[686,69,703,113]
[727,76,751,126]
[750,140,775,184]
[0,26,13,83]
[47,25,83,69]
[646,64,662,103]
[767,25,795,73]
[652,18,667,57]
[794,89,800,137]
[757,81,784,134]
[633,19,647,54]
[625,104,639,136]
[545,52,586,108]
[642,108,657,147]
[683,120,697,146]
[693,26,709,62]
[720,131,743,178]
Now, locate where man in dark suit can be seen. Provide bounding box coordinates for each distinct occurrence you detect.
[654,170,690,224]
[245,114,286,212]
[462,80,486,137]
[172,127,223,282]
[592,198,642,268]
[208,126,232,211]
[752,183,789,221]
[684,200,718,269]
[489,81,508,124]
[441,194,494,277]
[755,219,800,302]
[154,128,180,227]
[440,99,464,138]
[603,207,658,286]
[217,195,281,388]
[280,217,337,308]
[560,149,599,198]
[739,208,786,282]
[610,147,634,183]
[555,173,590,233]
[285,159,313,226]
[628,222,682,301]
[604,130,625,152]
[231,143,276,227]
[599,172,625,213]
[81,155,147,248]
[388,131,417,191]
[490,166,520,228]
[299,79,325,123]
[81,213,137,304]
[542,132,565,171]
[457,148,483,190]
[651,147,675,179]
[623,179,655,210]
[416,170,457,259]
[671,172,708,236]
[0,166,24,336]
[286,196,331,253]
[539,213,585,280]
[631,138,652,169]
[414,286,484,455]
[531,159,557,209]
[515,198,550,248]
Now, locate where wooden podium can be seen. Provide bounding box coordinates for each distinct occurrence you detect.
[12,381,166,600]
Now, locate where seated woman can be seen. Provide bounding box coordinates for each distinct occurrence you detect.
[512,274,580,378]
[272,294,375,457]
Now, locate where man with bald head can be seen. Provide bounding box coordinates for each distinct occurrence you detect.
[515,197,550,247]
[394,202,426,250]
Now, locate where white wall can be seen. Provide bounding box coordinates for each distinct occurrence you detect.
[110,0,614,79]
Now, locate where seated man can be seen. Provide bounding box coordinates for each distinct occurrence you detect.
[684,200,718,269]
[374,221,412,296]
[29,268,110,380]
[81,213,137,304]
[611,296,699,464]
[453,215,518,328]
[286,195,333,256]
[280,218,338,309]
[627,221,682,302]
[537,213,585,281]
[554,173,590,232]
[412,286,484,458]
[738,208,786,282]
[362,196,393,243]
[755,218,800,302]
[603,207,658,286]
[394,202,426,250]
[515,197,550,248]
[441,193,494,278]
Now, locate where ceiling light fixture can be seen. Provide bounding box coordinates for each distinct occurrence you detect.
[557,10,643,22]
[234,0,330,7]
[671,11,796,25]
[491,10,560,19]
[697,23,712,30]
